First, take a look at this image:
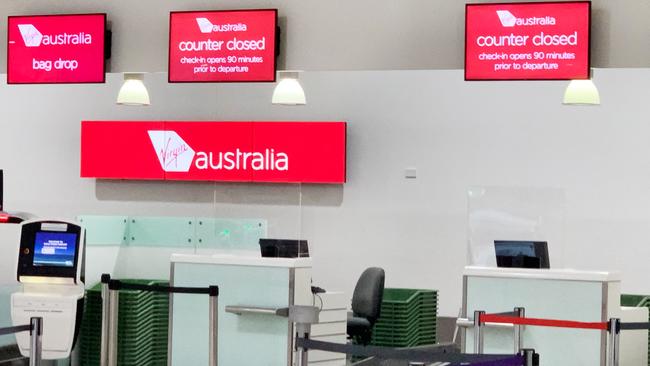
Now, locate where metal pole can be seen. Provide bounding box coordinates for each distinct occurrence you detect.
[614,320,620,366]
[295,323,311,366]
[522,348,534,366]
[208,286,219,366]
[107,280,120,366]
[607,318,620,366]
[473,310,485,354]
[100,274,110,366]
[514,307,525,353]
[29,317,42,366]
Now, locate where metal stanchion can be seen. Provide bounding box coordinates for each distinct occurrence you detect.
[100,274,111,366]
[97,276,221,366]
[208,286,219,366]
[514,307,525,353]
[29,317,42,366]
[290,306,319,366]
[107,280,120,366]
[521,348,536,366]
[608,318,620,366]
[473,310,485,354]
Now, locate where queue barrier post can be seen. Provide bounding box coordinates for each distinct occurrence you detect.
[107,279,120,366]
[208,286,219,366]
[290,306,320,366]
[607,318,620,366]
[514,307,525,353]
[521,348,539,366]
[99,275,220,366]
[29,317,43,366]
[473,310,485,354]
[100,274,111,366]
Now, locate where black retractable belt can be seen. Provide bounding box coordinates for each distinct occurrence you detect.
[295,338,523,365]
[620,322,650,330]
[105,278,217,295]
[0,324,31,337]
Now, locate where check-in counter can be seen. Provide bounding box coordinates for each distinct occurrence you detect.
[462,266,648,366]
[169,254,314,366]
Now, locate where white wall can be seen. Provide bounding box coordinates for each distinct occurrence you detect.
[0,0,647,72]
[1,69,650,316]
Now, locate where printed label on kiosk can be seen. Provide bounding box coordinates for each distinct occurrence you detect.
[11,220,85,359]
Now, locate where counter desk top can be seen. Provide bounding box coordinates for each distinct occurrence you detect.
[171,253,313,268]
[464,266,621,282]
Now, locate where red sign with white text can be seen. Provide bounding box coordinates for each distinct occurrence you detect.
[465,2,590,80]
[7,14,106,84]
[80,121,347,184]
[168,9,277,83]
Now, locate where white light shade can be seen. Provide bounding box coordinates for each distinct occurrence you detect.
[272,71,306,105]
[563,79,600,105]
[117,73,150,106]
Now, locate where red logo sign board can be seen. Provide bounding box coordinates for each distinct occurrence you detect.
[80,121,347,184]
[7,14,106,84]
[168,9,277,83]
[465,2,590,80]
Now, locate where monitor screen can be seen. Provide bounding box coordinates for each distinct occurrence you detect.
[33,232,78,267]
[259,239,309,258]
[465,1,591,80]
[168,9,278,83]
[7,13,107,84]
[494,240,550,269]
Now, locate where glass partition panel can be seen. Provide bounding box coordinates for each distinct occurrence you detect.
[78,182,304,285]
[210,182,304,254]
[467,186,566,268]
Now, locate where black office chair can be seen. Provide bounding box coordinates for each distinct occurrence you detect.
[346,267,385,345]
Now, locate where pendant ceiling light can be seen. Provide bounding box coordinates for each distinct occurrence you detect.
[563,69,600,106]
[272,71,306,105]
[116,73,150,106]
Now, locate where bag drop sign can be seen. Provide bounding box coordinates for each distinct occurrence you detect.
[7,14,106,84]
[465,2,590,80]
[80,121,347,184]
[168,9,277,82]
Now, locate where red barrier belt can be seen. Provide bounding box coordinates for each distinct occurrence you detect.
[481,314,608,330]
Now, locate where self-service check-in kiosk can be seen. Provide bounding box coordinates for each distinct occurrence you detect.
[11,220,85,359]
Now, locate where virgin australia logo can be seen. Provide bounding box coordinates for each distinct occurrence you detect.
[17,24,43,47]
[148,131,196,172]
[496,10,556,27]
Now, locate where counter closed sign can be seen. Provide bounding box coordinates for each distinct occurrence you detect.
[169,9,277,82]
[7,14,106,84]
[465,2,590,80]
[80,121,347,184]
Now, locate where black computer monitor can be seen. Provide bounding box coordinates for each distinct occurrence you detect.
[494,240,550,269]
[259,239,309,258]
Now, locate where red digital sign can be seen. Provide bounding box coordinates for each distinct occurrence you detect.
[168,9,277,83]
[80,121,347,184]
[7,14,106,84]
[465,2,590,80]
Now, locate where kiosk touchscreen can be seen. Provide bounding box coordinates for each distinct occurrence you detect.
[11,220,85,359]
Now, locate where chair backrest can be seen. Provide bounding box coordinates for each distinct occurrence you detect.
[351,267,385,323]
